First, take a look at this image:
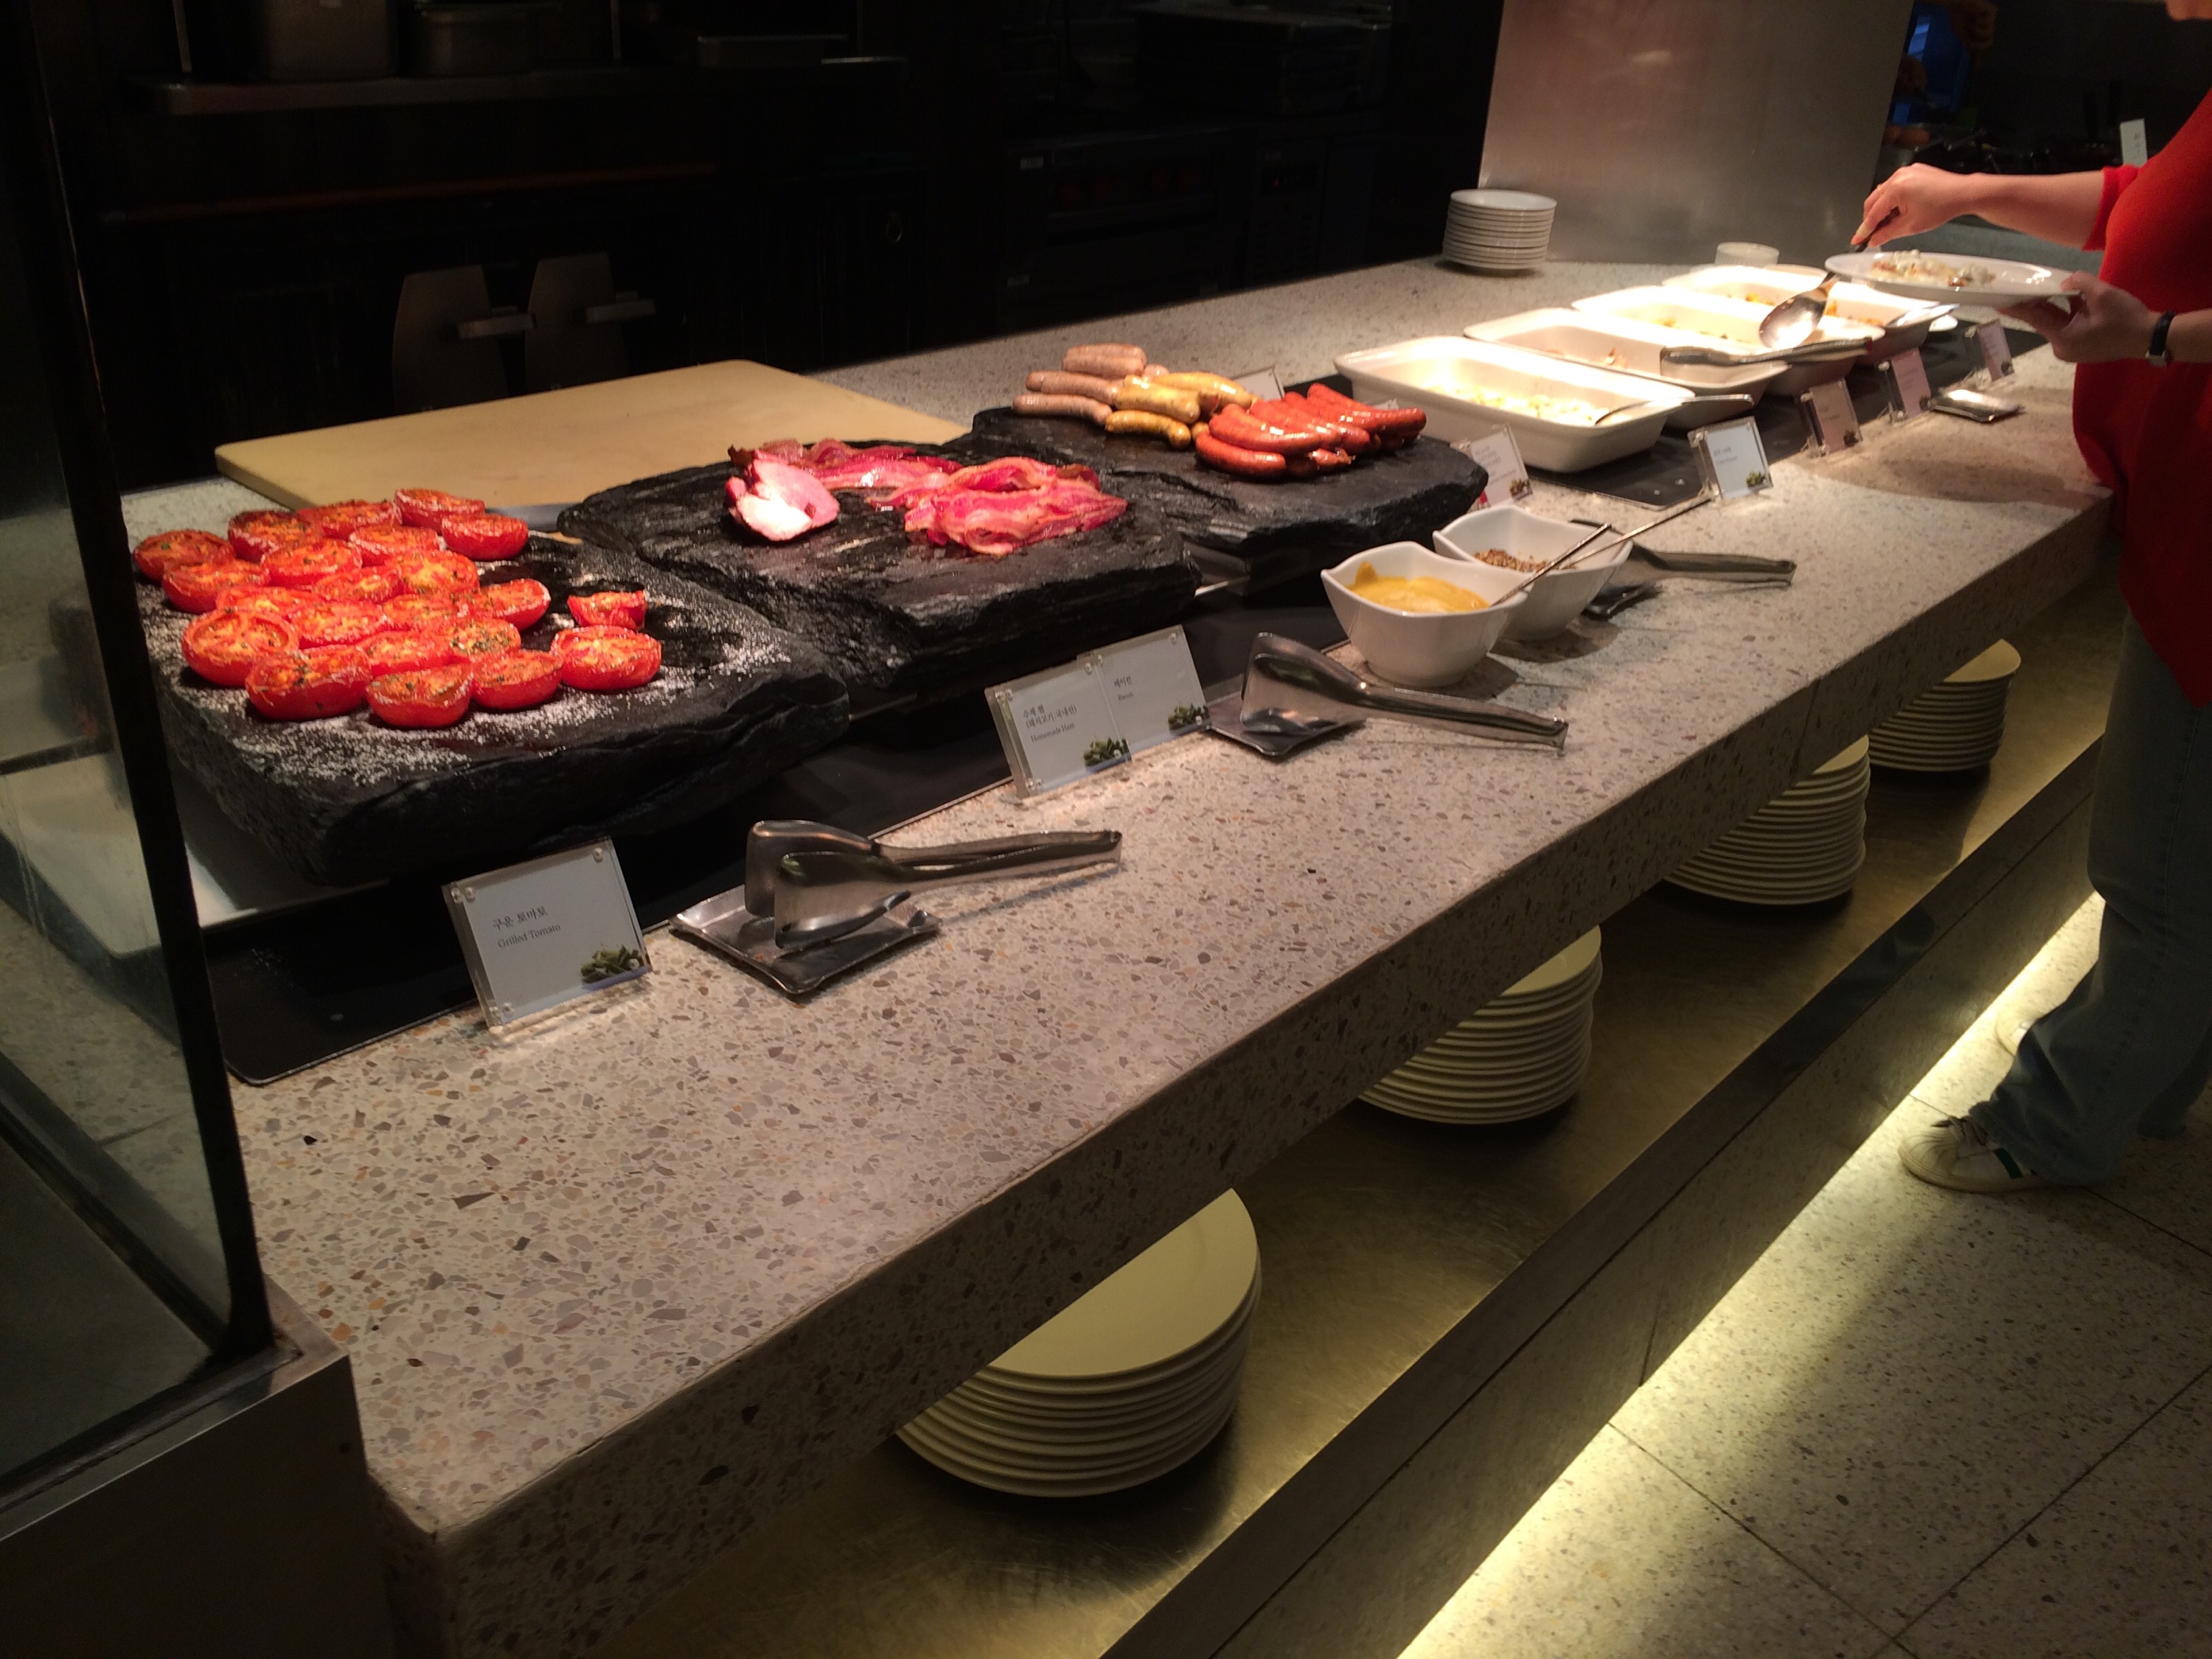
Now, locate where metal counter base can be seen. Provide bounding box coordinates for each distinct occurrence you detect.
[588,565,2123,1659]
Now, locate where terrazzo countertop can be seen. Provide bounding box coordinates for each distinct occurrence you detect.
[129,263,2110,1658]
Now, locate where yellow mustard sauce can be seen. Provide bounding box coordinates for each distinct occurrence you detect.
[1349,563,1487,614]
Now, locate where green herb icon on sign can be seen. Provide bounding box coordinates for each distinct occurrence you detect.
[1083,736,1130,768]
[1745,469,1771,490]
[1167,703,1206,731]
[581,945,645,984]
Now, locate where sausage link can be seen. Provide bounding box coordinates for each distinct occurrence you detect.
[1110,378,1203,424]
[1144,363,1172,380]
[1062,343,1149,378]
[1194,430,1287,479]
[1211,403,1337,454]
[1152,371,1253,409]
[1013,392,1111,425]
[1308,446,1356,471]
[1105,409,1194,448]
[1026,369,1118,401]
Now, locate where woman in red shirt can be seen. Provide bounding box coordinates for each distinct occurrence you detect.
[1854,4,2212,1194]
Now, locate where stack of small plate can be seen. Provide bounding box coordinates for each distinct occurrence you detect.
[898,1191,1259,1497]
[1363,928,1601,1124]
[1669,740,1871,905]
[1869,641,2021,773]
[1443,189,1555,273]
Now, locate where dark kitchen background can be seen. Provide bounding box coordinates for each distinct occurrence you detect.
[23,0,2212,494]
[24,0,1503,490]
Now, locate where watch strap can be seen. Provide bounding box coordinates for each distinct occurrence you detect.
[2149,310,2178,366]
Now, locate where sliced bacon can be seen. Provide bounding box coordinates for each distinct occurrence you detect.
[904,477,1127,557]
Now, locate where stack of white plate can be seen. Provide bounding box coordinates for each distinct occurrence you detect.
[1443,189,1555,273]
[1669,740,1871,905]
[1363,928,1601,1124]
[899,1191,1259,1497]
[1870,641,2020,773]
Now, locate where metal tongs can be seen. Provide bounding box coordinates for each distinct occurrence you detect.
[674,819,1124,996]
[751,820,1121,950]
[1238,634,1568,751]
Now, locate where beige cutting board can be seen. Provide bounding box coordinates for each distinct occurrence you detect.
[214,360,967,509]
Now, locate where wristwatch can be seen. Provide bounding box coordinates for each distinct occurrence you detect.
[2149,310,2178,367]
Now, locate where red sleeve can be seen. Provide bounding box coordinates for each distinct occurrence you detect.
[2086,165,2140,251]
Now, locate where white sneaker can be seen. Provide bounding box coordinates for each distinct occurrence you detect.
[1899,1116,2051,1193]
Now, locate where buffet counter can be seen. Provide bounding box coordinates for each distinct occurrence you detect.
[156,260,2110,1657]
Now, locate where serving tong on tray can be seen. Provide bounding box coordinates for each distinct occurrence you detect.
[674,819,1122,995]
[1210,633,1568,759]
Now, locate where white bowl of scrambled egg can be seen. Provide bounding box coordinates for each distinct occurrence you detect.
[1321,541,1528,687]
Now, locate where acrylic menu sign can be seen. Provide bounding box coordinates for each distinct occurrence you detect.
[1977,321,2014,381]
[989,658,1127,796]
[1887,347,1934,419]
[444,840,650,1028]
[1799,380,1862,457]
[1456,429,1532,507]
[1688,417,1773,503]
[1085,625,1208,755]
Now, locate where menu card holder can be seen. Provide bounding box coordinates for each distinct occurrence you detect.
[1083,625,1209,757]
[1884,347,1934,420]
[1975,321,2015,383]
[1455,428,1532,507]
[1798,381,1863,457]
[444,840,650,1030]
[1688,417,1774,503]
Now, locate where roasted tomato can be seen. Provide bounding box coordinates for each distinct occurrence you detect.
[262,539,362,589]
[312,566,406,605]
[439,512,529,561]
[394,549,481,597]
[246,646,372,720]
[383,593,467,630]
[554,625,661,692]
[470,648,563,711]
[221,586,312,621]
[296,499,397,539]
[181,611,298,686]
[349,524,443,566]
[566,590,647,630]
[133,529,230,581]
[447,618,522,658]
[470,577,551,630]
[368,663,473,728]
[362,630,464,677]
[393,487,483,529]
[228,510,311,562]
[164,559,263,613]
[291,599,389,650]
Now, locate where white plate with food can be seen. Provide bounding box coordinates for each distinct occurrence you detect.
[1334,337,1689,470]
[1824,249,2069,309]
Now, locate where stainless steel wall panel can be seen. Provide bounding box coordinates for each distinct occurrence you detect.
[1480,0,1913,264]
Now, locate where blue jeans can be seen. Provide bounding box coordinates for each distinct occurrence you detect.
[1974,618,2212,1183]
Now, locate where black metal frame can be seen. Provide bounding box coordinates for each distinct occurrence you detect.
[0,0,271,1365]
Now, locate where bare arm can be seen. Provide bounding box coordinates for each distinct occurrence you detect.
[1855,166,2109,250]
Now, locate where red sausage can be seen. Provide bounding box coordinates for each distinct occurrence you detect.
[1195,430,1288,479]
[1308,447,1356,471]
[1211,404,1337,455]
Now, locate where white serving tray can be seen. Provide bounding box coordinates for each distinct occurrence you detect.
[1663,265,1950,361]
[1571,286,1879,394]
[1333,337,1689,472]
[1464,307,1784,424]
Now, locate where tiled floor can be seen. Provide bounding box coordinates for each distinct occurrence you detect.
[1402,896,2212,1659]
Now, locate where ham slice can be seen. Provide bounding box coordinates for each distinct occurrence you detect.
[726,454,840,543]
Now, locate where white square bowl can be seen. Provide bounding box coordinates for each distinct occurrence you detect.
[1432,505,1632,639]
[1321,541,1528,687]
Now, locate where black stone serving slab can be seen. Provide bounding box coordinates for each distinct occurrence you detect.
[137,538,849,888]
[961,407,1485,586]
[560,446,1200,703]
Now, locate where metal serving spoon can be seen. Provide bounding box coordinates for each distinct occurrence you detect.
[1756,208,1900,348]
